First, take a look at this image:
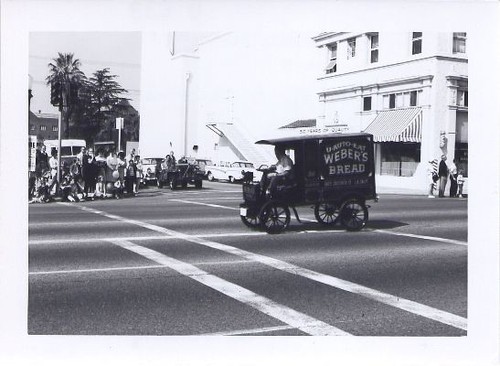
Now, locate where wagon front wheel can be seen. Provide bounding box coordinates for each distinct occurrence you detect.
[260,202,290,234]
[241,215,260,228]
[339,199,368,231]
[314,202,340,225]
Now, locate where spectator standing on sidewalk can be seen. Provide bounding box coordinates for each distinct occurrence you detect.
[125,158,137,196]
[48,148,59,195]
[82,147,96,199]
[448,159,458,197]
[134,155,142,195]
[438,155,449,198]
[36,145,50,177]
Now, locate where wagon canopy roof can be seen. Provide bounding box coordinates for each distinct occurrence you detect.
[256,132,373,146]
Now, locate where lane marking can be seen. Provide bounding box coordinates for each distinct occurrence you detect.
[107,239,350,336]
[29,259,253,276]
[170,199,239,211]
[60,203,468,331]
[373,229,467,246]
[199,325,295,336]
[29,264,169,275]
[29,232,267,245]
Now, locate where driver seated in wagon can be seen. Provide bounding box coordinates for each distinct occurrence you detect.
[265,145,295,196]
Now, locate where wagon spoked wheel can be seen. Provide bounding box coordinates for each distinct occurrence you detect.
[240,215,260,228]
[314,202,340,225]
[339,199,368,231]
[260,201,290,234]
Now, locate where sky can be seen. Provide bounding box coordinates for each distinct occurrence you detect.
[29,32,143,114]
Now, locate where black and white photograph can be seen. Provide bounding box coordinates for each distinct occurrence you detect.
[1,1,499,365]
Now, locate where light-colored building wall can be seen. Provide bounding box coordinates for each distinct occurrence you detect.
[139,31,322,164]
[314,32,468,194]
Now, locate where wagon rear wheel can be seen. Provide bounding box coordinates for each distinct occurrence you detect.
[314,202,340,225]
[260,201,290,234]
[339,199,368,231]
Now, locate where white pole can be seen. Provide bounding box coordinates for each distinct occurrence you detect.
[118,121,122,152]
[57,109,62,187]
[184,73,190,157]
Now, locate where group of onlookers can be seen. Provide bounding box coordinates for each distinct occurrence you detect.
[29,145,144,203]
[427,155,465,198]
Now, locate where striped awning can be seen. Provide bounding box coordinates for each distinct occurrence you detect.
[364,107,423,142]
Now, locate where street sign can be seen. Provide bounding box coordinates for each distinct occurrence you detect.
[116,117,124,129]
[29,135,37,172]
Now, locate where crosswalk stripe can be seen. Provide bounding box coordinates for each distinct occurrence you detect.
[107,238,350,336]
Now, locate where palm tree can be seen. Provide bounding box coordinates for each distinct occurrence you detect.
[46,53,85,138]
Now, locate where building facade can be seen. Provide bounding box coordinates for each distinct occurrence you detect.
[313,32,468,193]
[29,111,59,142]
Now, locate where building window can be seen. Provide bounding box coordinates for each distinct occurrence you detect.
[412,32,422,55]
[380,142,421,177]
[30,124,35,131]
[40,125,47,131]
[383,90,421,110]
[410,91,418,106]
[389,94,396,109]
[370,34,379,63]
[453,32,467,54]
[458,90,468,107]
[52,126,58,132]
[363,97,372,111]
[325,43,337,74]
[347,38,356,59]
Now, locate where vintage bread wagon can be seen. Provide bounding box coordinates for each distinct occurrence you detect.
[239,133,377,233]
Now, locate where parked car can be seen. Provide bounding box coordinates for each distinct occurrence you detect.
[140,157,162,185]
[205,161,259,183]
[194,158,213,178]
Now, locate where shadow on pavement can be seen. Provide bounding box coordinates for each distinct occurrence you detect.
[284,219,409,233]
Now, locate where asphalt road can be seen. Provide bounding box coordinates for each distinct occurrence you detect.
[28,181,467,336]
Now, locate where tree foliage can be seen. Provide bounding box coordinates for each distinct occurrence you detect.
[45,53,85,138]
[46,55,139,147]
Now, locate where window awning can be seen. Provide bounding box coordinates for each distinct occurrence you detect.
[364,107,423,142]
[325,60,337,71]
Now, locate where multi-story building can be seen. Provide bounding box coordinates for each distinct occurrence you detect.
[29,111,59,142]
[313,32,468,193]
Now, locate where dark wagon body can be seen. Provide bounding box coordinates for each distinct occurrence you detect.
[239,133,377,233]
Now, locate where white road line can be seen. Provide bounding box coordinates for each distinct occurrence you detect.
[373,229,467,246]
[107,239,350,336]
[29,232,267,245]
[29,264,169,275]
[62,203,468,331]
[199,325,295,336]
[170,199,239,210]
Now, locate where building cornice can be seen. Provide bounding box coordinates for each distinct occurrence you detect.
[318,75,434,96]
[317,55,467,83]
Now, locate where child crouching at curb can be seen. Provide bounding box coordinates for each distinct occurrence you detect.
[60,174,80,202]
[94,175,105,199]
